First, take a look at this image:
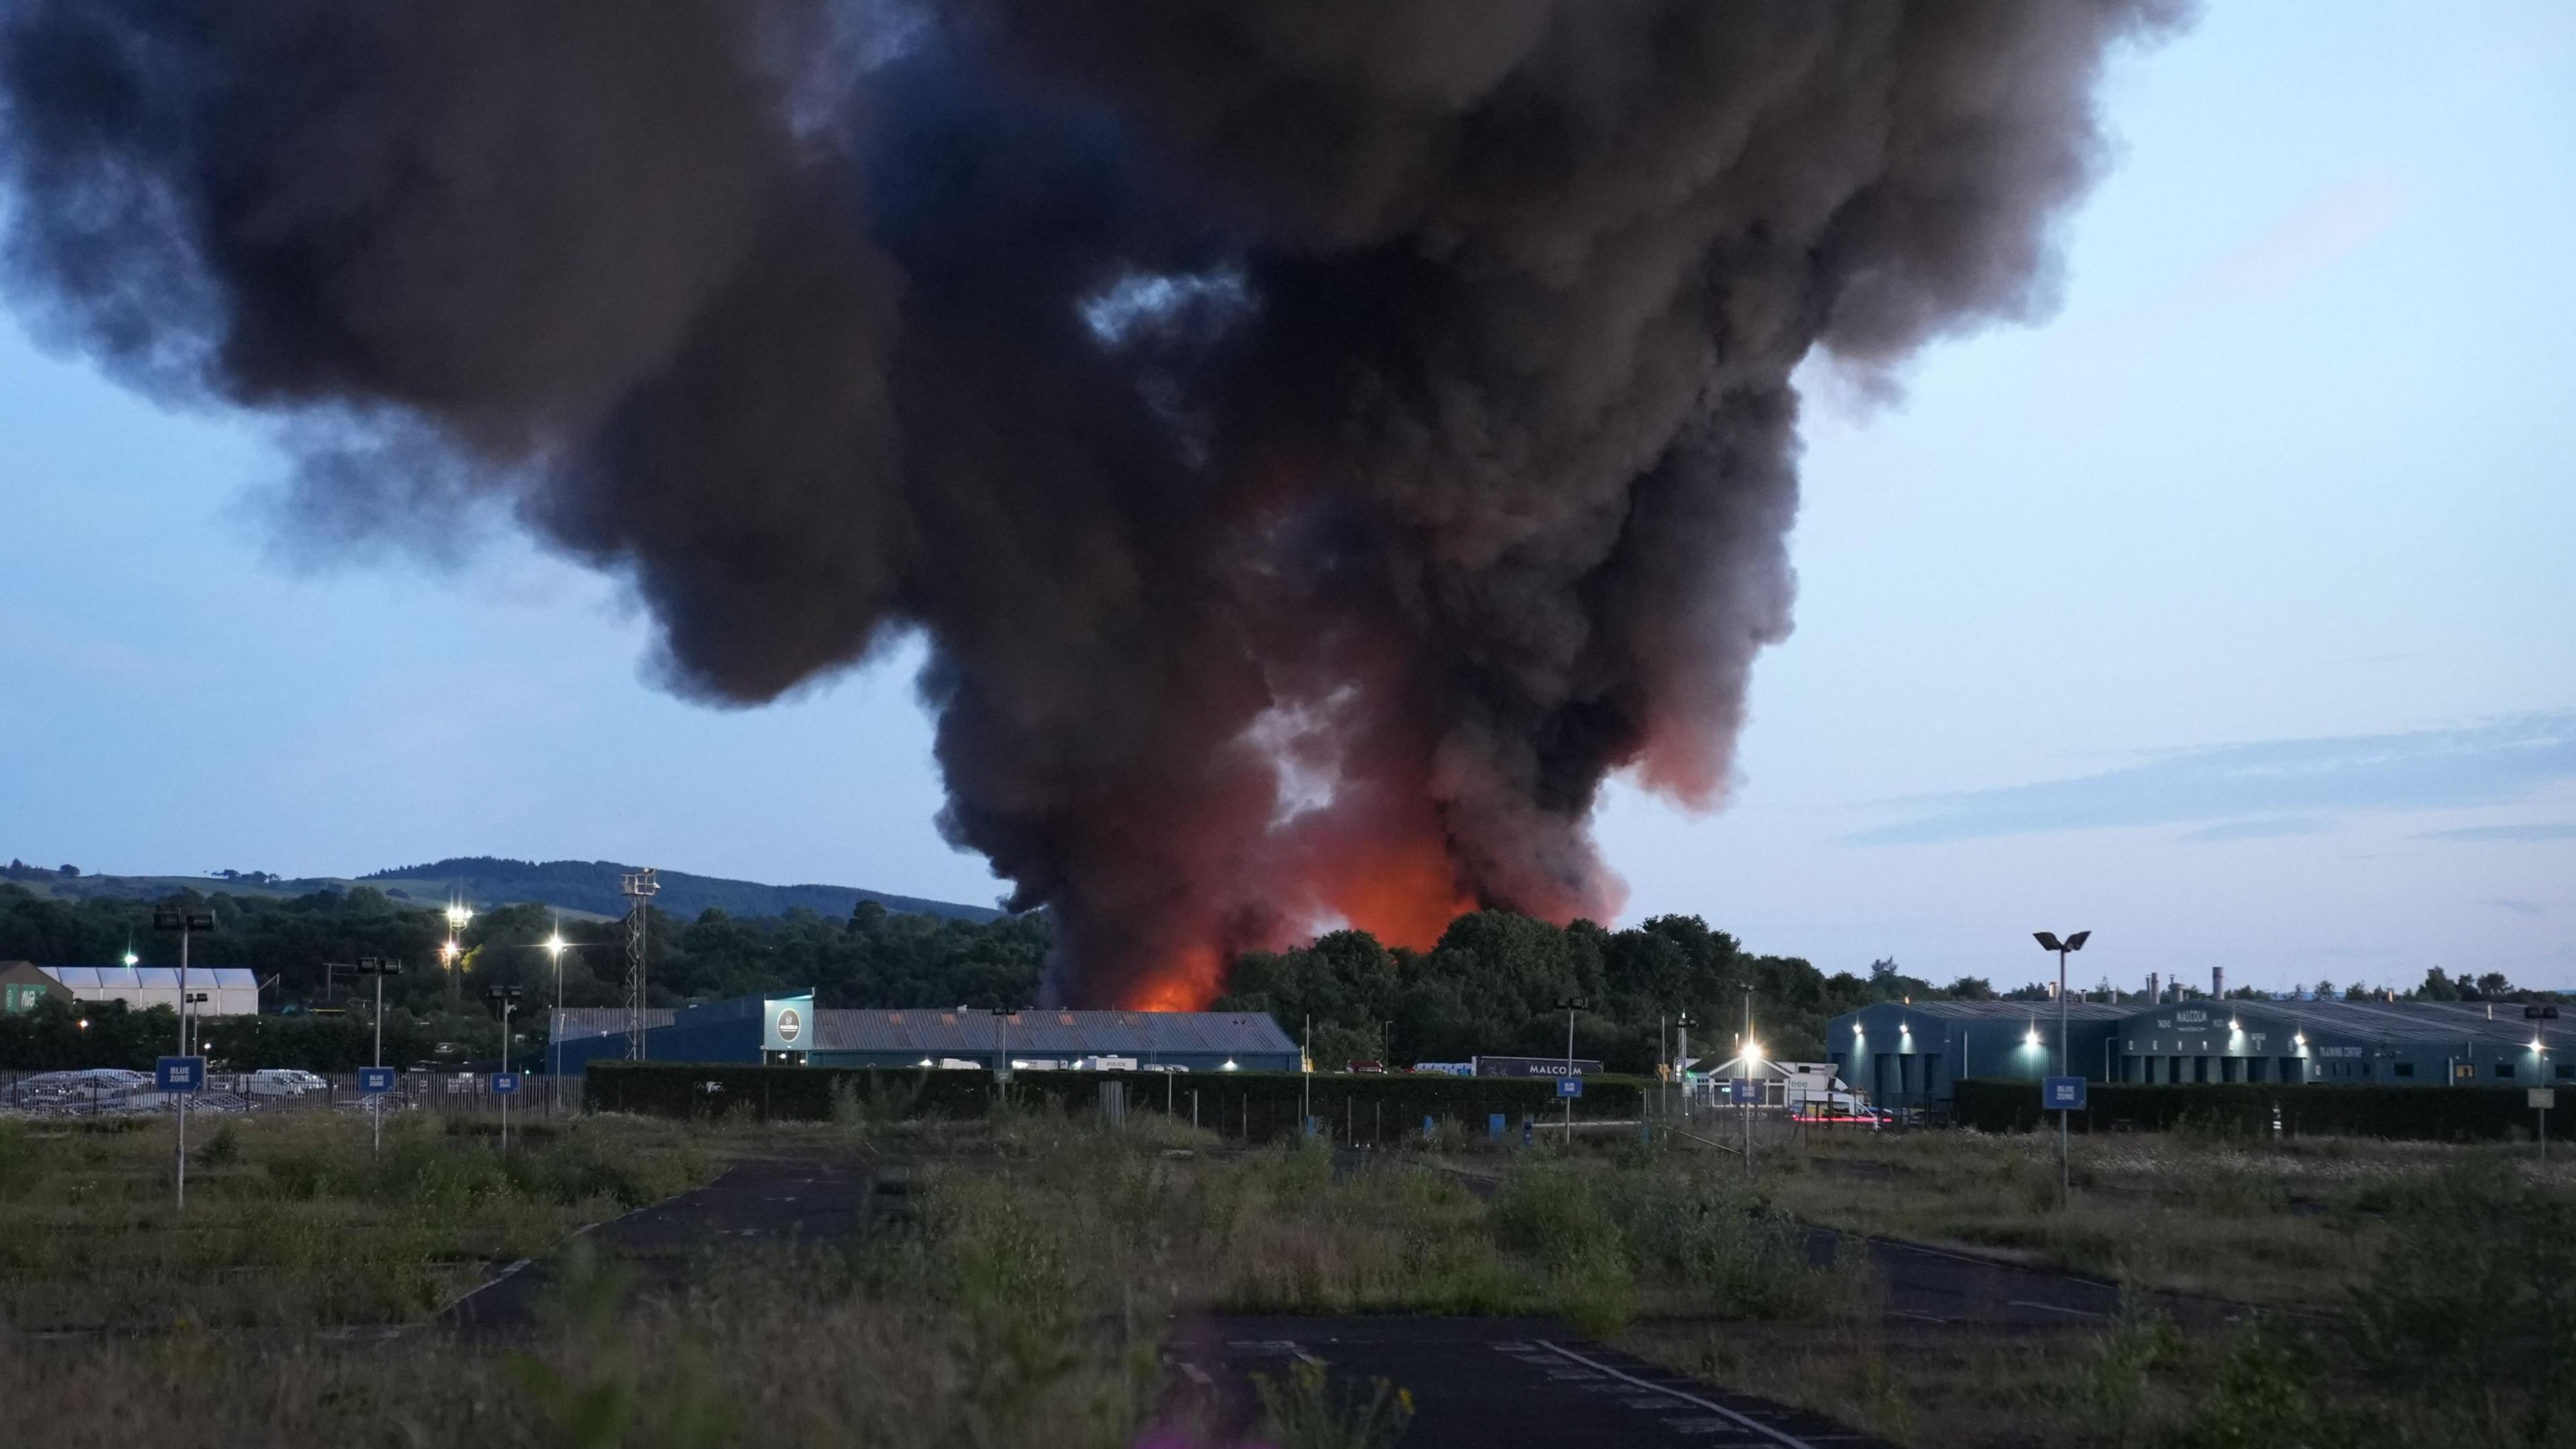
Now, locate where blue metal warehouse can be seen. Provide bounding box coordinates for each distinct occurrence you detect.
[1827,1000,2131,1113]
[2110,998,2565,1087]
[1827,995,2570,1110]
[551,993,1301,1075]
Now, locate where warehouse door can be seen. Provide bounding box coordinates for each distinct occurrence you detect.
[2280,1057,2301,1082]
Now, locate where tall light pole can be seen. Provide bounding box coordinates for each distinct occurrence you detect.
[1676,1010,1697,1127]
[356,957,400,1155]
[542,927,570,1116]
[1556,996,1587,1146]
[443,902,472,1010]
[488,984,523,1152]
[151,903,214,1211]
[2033,930,2091,1206]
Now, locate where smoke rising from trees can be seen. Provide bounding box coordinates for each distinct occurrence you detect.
[0,1,2185,1005]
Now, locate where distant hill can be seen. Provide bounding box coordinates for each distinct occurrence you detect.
[360,857,1002,924]
[3,855,1000,924]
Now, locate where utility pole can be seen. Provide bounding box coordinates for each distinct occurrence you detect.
[2033,930,2092,1207]
[152,903,214,1211]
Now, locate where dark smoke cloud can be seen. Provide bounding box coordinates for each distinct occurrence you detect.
[0,1,2186,1004]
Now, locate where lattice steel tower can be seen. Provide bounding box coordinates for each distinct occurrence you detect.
[621,867,659,1059]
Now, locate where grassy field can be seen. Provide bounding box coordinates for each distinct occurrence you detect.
[0,1111,709,1330]
[1762,1125,2545,1309]
[3,1106,2571,1448]
[1623,1125,2576,1448]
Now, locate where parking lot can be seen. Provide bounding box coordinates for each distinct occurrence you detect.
[0,1067,586,1118]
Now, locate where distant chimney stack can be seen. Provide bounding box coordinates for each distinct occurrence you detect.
[2147,971,2160,1004]
[2213,967,2226,1000]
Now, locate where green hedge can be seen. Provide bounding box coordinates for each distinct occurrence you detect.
[1952,1077,2548,1141]
[584,1061,1650,1140]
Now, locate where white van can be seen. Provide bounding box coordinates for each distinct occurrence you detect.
[244,1069,327,1097]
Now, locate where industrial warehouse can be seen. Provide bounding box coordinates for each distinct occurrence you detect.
[549,992,1303,1075]
[1830,991,2569,1112]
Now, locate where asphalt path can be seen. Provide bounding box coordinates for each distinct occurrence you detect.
[1167,1315,1902,1448]
[438,1154,891,1336]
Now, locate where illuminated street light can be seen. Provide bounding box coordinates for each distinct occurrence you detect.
[2032,929,2092,1208]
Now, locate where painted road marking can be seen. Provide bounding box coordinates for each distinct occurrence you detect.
[1536,1342,1825,1449]
[2008,1299,2107,1320]
[1225,1338,1326,1365]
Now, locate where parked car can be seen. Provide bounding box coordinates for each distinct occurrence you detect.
[242,1068,328,1097]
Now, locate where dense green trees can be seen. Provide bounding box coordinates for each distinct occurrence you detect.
[1214,912,1897,1073]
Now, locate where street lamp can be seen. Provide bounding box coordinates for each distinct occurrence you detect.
[2032,930,2090,1206]
[540,926,578,1116]
[151,902,215,1211]
[355,957,401,1155]
[1556,996,1587,1146]
[486,984,523,1153]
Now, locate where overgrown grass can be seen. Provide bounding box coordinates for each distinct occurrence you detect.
[0,1112,708,1330]
[1760,1124,2570,1309]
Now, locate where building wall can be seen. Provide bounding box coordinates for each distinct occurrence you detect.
[1827,1002,2124,1110]
[2110,1003,2568,1088]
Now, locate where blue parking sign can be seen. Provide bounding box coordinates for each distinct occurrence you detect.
[358,1066,395,1094]
[490,1071,521,1095]
[1557,1076,1582,1098]
[156,1056,205,1093]
[2043,1075,2087,1111]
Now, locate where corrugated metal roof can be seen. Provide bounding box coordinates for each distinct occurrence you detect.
[42,965,258,990]
[552,1007,678,1040]
[1858,1000,2132,1022]
[808,1009,1296,1057]
[2174,998,2553,1048]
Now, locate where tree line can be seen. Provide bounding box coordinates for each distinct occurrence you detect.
[7,880,2550,1075]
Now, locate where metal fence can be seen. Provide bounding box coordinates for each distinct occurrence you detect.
[0,1069,586,1120]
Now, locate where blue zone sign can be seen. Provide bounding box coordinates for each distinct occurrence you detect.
[1557,1077,1583,1098]
[156,1056,205,1093]
[490,1072,522,1095]
[358,1067,395,1094]
[1731,1077,1760,1104]
[2043,1076,2088,1111]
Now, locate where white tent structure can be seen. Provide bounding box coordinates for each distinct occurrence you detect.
[41,965,261,1016]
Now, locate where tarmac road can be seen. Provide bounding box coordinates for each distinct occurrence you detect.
[1168,1315,1902,1449]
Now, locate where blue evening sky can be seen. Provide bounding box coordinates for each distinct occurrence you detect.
[3,1,2571,992]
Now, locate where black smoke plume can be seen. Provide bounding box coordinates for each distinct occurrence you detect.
[0,1,2184,1005]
